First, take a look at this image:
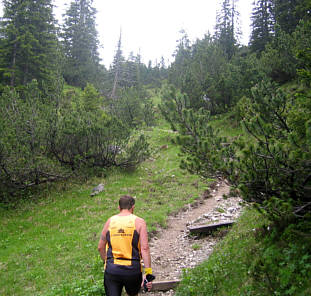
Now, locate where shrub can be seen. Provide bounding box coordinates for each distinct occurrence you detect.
[0,81,67,200]
[0,82,150,202]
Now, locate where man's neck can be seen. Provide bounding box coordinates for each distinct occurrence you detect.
[119,209,133,216]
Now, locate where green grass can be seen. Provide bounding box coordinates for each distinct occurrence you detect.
[191,243,202,251]
[0,122,212,296]
[176,208,311,296]
[215,207,225,213]
[210,112,242,138]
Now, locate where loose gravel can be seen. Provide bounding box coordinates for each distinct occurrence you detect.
[139,181,244,296]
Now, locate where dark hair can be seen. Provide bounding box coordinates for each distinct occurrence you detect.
[119,195,135,210]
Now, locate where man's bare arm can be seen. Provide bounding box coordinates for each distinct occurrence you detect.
[136,217,153,291]
[137,218,151,268]
[98,219,110,262]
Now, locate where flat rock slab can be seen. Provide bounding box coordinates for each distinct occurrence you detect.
[150,280,181,292]
[188,221,234,234]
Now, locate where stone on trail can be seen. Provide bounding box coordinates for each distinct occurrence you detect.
[90,183,105,197]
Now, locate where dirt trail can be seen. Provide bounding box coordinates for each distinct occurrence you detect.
[139,181,243,296]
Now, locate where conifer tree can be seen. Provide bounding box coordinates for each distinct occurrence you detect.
[108,32,142,98]
[215,0,240,59]
[61,0,101,87]
[274,0,307,34]
[0,0,59,88]
[169,30,193,97]
[250,0,274,53]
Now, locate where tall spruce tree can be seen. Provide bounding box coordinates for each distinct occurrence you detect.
[61,0,101,87]
[169,30,192,94]
[0,0,59,88]
[250,0,274,53]
[215,0,240,59]
[274,0,307,34]
[108,32,142,97]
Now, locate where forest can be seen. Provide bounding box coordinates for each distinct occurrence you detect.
[0,0,311,295]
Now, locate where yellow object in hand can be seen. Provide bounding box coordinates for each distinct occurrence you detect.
[145,267,152,275]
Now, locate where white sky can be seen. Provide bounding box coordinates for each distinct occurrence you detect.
[1,0,253,68]
[53,0,253,67]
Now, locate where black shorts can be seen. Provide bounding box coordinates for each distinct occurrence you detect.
[104,271,142,296]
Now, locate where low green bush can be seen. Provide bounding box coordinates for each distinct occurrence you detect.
[0,82,150,202]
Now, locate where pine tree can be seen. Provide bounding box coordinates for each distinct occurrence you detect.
[124,52,140,88]
[215,0,240,59]
[274,0,307,34]
[169,30,192,92]
[250,0,274,53]
[109,32,142,97]
[61,0,101,87]
[0,0,59,88]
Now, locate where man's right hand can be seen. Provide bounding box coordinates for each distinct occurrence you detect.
[142,274,155,292]
[141,275,153,292]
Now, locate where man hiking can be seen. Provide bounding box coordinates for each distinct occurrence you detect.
[98,195,153,296]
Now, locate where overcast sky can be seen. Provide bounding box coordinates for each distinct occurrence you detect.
[53,0,253,67]
[1,0,253,68]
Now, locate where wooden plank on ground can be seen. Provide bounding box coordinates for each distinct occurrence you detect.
[150,280,181,291]
[188,221,234,234]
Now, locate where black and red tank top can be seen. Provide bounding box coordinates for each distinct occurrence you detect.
[105,214,142,275]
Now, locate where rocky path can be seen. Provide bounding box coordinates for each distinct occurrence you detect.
[139,180,244,296]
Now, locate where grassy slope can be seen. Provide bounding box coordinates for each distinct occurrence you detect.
[0,118,212,296]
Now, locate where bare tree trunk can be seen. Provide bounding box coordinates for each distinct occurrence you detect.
[10,42,17,87]
[23,63,29,85]
[110,29,122,99]
[111,63,119,99]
